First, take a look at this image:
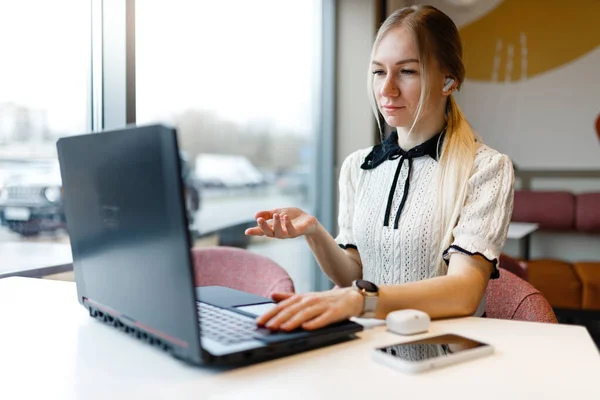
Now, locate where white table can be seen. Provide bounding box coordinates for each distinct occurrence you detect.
[0,242,72,278]
[507,222,539,260]
[0,278,598,400]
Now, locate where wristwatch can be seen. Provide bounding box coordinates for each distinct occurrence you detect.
[351,279,379,318]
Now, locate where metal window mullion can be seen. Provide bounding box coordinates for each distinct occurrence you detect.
[125,0,136,125]
[312,0,337,292]
[91,0,104,132]
[98,0,134,130]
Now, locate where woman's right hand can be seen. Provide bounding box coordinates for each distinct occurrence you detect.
[244,208,319,239]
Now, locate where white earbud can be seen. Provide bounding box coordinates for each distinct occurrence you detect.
[443,77,455,92]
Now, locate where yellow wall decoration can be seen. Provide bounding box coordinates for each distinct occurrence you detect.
[459,0,600,82]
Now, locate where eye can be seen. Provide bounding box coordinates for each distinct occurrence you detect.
[372,69,385,76]
[400,69,417,75]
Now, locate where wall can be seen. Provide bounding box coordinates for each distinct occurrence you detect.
[453,0,600,170]
[335,0,377,167]
[333,0,377,237]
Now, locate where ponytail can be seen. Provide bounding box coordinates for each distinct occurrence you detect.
[432,95,477,275]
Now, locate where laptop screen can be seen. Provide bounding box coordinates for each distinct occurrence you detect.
[57,124,202,363]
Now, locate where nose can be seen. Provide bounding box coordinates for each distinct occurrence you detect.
[381,75,399,98]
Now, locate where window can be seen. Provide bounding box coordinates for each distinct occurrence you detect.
[0,0,91,244]
[136,0,321,292]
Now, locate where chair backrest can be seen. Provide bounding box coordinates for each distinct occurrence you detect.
[499,253,529,281]
[512,190,575,230]
[486,268,557,323]
[191,246,295,298]
[576,192,600,233]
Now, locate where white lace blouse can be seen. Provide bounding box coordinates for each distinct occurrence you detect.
[335,132,515,316]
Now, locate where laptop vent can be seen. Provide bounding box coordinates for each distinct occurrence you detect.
[89,307,174,355]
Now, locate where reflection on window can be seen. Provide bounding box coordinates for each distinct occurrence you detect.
[136,0,320,292]
[0,0,90,242]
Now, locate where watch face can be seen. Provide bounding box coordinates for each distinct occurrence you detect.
[356,279,378,293]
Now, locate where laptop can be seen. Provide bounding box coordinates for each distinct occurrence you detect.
[56,123,363,366]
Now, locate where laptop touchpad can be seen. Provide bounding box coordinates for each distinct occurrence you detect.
[236,302,276,317]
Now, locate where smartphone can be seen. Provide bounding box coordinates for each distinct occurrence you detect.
[372,333,493,373]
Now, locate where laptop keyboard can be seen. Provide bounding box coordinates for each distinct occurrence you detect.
[197,302,270,345]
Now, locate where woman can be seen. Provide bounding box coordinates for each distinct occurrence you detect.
[245,5,514,331]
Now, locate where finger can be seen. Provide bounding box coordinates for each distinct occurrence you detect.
[301,310,338,331]
[271,292,294,302]
[280,304,327,331]
[254,209,281,220]
[257,217,274,237]
[264,296,319,330]
[244,227,265,236]
[258,296,306,328]
[256,295,302,326]
[283,214,299,237]
[272,213,285,238]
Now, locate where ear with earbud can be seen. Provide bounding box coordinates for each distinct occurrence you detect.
[443,77,455,93]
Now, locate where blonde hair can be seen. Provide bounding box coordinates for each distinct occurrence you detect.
[368,5,478,275]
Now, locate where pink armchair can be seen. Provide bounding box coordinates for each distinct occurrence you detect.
[191,246,295,298]
[486,268,557,323]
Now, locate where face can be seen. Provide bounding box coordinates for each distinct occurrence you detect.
[371,26,447,129]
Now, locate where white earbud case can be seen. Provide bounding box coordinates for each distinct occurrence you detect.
[385,309,431,335]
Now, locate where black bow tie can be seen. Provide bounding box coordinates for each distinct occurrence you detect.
[360,130,445,229]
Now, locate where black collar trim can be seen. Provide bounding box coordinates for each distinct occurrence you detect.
[360,130,445,170]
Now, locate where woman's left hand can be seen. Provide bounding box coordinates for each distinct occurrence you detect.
[256,288,364,331]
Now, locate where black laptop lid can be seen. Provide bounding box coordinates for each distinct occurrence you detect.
[57,124,202,363]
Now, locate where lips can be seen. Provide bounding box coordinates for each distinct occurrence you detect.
[382,105,405,112]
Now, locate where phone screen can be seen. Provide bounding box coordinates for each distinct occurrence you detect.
[375,334,490,363]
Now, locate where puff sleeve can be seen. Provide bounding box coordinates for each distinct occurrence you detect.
[442,148,515,279]
[335,150,363,250]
